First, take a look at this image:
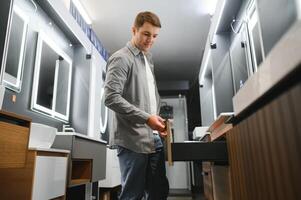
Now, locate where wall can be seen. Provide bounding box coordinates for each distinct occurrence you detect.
[69,46,90,134]
[2,0,73,129]
[200,64,215,126]
[162,96,190,190]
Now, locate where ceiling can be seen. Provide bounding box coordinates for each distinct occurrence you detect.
[79,0,214,83]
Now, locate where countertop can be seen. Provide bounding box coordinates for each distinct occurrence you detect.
[28,147,70,154]
[56,132,107,144]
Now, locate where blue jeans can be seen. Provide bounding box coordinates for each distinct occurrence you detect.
[117,146,169,200]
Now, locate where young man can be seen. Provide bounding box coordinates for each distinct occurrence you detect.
[104,11,169,200]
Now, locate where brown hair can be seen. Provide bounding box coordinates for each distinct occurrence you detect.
[134,11,161,28]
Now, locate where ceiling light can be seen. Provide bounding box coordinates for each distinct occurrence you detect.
[206,0,218,16]
[72,0,92,25]
[199,50,211,85]
[213,0,226,34]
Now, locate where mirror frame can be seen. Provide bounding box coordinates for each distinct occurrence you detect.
[31,32,72,122]
[99,87,108,133]
[3,5,28,92]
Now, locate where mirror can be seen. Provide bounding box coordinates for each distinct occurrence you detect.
[246,0,265,71]
[3,5,28,92]
[229,24,252,93]
[31,32,72,121]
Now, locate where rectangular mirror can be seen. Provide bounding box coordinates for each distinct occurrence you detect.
[31,32,72,121]
[246,0,265,71]
[3,5,28,92]
[229,24,252,93]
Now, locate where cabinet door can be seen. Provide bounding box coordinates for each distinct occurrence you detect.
[99,148,121,188]
[32,156,68,200]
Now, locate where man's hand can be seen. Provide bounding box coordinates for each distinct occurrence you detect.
[159,130,168,137]
[146,115,166,132]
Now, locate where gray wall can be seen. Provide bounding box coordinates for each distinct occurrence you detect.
[69,46,90,134]
[200,59,215,126]
[257,0,297,55]
[211,33,234,116]
[211,33,231,69]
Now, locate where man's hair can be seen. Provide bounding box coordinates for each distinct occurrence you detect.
[134,11,161,28]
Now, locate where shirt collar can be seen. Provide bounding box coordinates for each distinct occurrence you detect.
[126,41,152,58]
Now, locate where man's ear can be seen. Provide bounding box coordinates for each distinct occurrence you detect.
[131,26,136,36]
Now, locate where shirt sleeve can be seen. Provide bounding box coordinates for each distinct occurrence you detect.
[104,54,151,124]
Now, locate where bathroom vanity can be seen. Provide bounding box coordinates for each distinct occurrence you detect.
[0,110,70,200]
[52,132,107,187]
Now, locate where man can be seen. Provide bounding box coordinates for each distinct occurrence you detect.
[104,11,169,200]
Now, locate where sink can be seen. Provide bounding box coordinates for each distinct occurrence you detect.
[29,123,57,149]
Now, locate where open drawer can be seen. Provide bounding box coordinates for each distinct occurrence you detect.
[170,141,228,162]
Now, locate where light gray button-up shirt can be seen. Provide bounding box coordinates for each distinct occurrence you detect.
[104,42,161,153]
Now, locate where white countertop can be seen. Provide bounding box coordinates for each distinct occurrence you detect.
[28,147,70,154]
[233,21,301,116]
[56,132,107,144]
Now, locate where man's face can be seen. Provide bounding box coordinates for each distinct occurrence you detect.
[132,22,160,52]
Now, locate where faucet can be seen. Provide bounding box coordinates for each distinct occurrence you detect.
[62,124,75,132]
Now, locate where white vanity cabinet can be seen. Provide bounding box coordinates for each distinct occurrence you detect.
[0,148,69,200]
[32,152,68,200]
[98,148,121,188]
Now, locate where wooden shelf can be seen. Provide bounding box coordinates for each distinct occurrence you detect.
[70,179,91,186]
[70,159,92,186]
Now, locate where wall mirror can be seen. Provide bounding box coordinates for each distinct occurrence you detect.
[3,5,28,92]
[31,32,72,121]
[246,0,265,71]
[229,23,253,93]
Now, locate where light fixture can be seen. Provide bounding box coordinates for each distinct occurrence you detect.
[72,0,92,25]
[213,0,226,35]
[199,0,227,85]
[199,50,211,85]
[207,0,218,16]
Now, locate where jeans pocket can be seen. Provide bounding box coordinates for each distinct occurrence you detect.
[117,146,125,157]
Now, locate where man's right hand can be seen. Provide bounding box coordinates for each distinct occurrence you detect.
[146,115,166,132]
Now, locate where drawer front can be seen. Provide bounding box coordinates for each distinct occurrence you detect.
[32,156,68,200]
[171,142,228,162]
[73,137,106,181]
[0,121,29,168]
[203,170,214,200]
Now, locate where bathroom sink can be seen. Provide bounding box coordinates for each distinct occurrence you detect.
[29,123,57,149]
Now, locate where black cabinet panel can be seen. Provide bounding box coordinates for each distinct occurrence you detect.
[171,141,228,162]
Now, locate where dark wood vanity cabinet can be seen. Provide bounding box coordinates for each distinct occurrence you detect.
[227,82,301,200]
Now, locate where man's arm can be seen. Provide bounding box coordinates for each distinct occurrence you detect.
[104,55,151,124]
